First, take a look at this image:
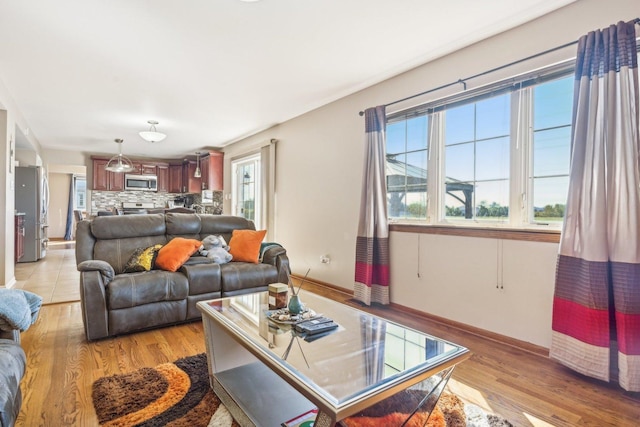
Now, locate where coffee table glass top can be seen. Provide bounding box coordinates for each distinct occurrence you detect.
[201,290,469,409]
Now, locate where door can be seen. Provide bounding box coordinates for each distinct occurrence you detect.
[232,155,261,228]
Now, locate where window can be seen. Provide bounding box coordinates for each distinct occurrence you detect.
[444,94,510,222]
[74,176,86,210]
[232,154,261,228]
[386,68,574,229]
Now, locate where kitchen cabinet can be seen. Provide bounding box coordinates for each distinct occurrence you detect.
[92,158,125,191]
[200,151,224,191]
[169,164,184,193]
[182,160,202,193]
[157,164,169,192]
[15,214,25,263]
[130,162,157,175]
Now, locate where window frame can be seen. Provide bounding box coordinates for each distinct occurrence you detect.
[386,60,576,233]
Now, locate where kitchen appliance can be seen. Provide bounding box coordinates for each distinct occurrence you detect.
[124,174,158,192]
[15,166,49,262]
[173,195,194,208]
[122,202,156,215]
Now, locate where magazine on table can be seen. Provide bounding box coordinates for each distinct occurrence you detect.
[281,408,318,427]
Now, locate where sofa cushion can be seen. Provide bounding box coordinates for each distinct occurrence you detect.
[220,262,278,294]
[155,238,202,272]
[0,339,26,427]
[94,235,168,275]
[228,229,266,263]
[91,214,166,239]
[180,264,222,295]
[199,215,256,243]
[107,271,189,310]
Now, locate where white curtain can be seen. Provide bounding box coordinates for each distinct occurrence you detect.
[550,20,640,392]
[354,106,390,306]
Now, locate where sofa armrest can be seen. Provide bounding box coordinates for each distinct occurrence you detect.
[79,269,110,341]
[78,260,115,284]
[261,245,291,284]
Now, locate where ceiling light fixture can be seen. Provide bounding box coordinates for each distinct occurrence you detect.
[194,152,202,178]
[139,120,167,143]
[105,139,135,173]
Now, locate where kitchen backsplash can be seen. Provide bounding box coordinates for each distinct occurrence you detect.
[91,190,223,215]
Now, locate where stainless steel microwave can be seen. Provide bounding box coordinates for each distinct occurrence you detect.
[124,174,158,192]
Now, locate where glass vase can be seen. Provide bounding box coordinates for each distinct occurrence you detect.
[288,294,305,315]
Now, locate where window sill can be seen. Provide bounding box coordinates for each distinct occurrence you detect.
[389,223,560,243]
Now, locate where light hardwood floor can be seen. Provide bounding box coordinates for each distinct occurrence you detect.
[13,264,640,426]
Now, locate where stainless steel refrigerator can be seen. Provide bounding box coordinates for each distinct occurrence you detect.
[15,166,49,262]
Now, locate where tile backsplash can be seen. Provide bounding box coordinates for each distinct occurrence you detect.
[91,190,223,215]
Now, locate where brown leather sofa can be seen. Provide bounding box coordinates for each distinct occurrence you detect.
[75,213,290,340]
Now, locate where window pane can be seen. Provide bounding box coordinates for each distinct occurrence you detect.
[475,180,509,220]
[533,176,568,222]
[386,114,428,220]
[404,191,427,218]
[388,190,407,218]
[406,151,427,181]
[445,143,474,182]
[476,94,510,139]
[444,186,472,218]
[534,76,573,130]
[533,127,571,177]
[476,137,509,181]
[445,103,474,145]
[386,121,406,155]
[530,76,572,225]
[407,116,428,152]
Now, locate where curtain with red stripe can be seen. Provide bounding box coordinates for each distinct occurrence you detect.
[354,106,390,306]
[550,21,640,392]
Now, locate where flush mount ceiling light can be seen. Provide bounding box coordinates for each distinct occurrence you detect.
[105,139,135,173]
[139,120,167,143]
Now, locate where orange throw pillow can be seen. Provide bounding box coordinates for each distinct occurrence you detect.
[228,229,267,263]
[155,237,202,272]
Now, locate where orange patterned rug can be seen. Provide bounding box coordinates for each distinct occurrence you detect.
[92,353,512,427]
[92,353,238,427]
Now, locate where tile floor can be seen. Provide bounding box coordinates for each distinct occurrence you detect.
[13,240,79,304]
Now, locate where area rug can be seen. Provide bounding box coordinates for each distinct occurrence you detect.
[92,353,512,427]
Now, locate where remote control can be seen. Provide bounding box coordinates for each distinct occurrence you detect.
[298,321,339,335]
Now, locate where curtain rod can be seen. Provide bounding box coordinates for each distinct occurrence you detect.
[358,17,640,116]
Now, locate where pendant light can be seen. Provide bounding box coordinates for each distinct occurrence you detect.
[105,139,135,173]
[194,152,202,178]
[139,120,167,143]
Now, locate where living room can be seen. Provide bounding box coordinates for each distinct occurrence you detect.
[0,0,639,426]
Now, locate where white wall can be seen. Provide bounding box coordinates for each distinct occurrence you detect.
[223,0,639,348]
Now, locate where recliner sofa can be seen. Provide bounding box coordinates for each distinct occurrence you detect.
[0,330,25,427]
[76,213,290,340]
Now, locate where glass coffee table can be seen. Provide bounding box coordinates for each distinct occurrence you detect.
[197,290,469,427]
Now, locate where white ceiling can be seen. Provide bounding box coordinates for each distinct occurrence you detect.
[0,0,574,159]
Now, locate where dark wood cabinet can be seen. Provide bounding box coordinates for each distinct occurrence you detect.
[182,160,202,193]
[92,158,124,191]
[157,164,169,192]
[169,164,184,193]
[200,151,224,191]
[15,215,24,263]
[141,163,157,175]
[92,154,221,194]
